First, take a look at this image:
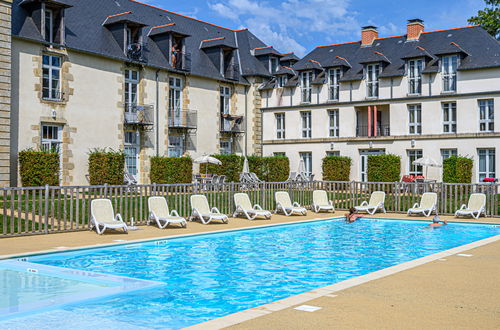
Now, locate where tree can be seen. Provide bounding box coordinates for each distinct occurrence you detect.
[468,0,500,40]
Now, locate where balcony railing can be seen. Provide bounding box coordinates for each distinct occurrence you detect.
[168,109,197,129]
[220,116,244,133]
[124,103,154,126]
[356,125,390,137]
[171,51,192,72]
[224,63,240,81]
[127,43,146,62]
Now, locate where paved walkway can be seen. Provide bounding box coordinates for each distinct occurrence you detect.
[1,213,499,329]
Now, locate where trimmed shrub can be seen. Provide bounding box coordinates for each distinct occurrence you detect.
[322,156,351,181]
[88,149,125,185]
[19,149,59,186]
[367,154,401,182]
[248,155,290,182]
[443,156,473,183]
[150,156,192,184]
[200,154,243,182]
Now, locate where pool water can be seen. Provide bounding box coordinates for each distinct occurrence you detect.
[1,218,499,329]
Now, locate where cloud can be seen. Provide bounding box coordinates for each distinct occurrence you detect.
[208,0,359,56]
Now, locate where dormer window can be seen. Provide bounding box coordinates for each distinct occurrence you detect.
[408,59,423,95]
[270,57,279,73]
[366,64,380,98]
[442,55,458,92]
[300,71,313,103]
[328,68,342,101]
[44,8,54,43]
[277,75,287,88]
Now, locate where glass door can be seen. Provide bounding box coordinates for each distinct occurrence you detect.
[360,149,385,182]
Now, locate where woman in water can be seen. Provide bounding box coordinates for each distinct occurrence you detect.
[428,215,448,228]
[345,207,362,223]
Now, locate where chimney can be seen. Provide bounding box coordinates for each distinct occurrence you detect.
[407,19,424,41]
[361,26,378,46]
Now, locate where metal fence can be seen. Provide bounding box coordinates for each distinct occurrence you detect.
[0,181,498,237]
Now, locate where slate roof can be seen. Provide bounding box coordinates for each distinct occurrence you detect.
[253,46,282,57]
[275,66,295,76]
[12,0,275,83]
[280,52,299,62]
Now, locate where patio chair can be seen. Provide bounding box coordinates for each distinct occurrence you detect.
[250,172,264,183]
[233,193,272,220]
[219,175,226,184]
[285,172,298,182]
[148,196,187,228]
[274,191,307,216]
[354,191,386,215]
[90,199,128,235]
[190,194,229,224]
[312,190,335,213]
[407,192,437,217]
[455,193,486,219]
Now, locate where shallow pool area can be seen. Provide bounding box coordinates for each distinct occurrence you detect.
[1,218,499,329]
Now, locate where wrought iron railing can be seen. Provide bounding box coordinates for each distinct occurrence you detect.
[224,63,240,81]
[126,42,146,62]
[220,116,244,133]
[168,109,197,129]
[356,124,391,137]
[124,103,154,125]
[171,51,191,71]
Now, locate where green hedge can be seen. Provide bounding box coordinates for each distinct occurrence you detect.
[19,149,59,186]
[88,149,125,185]
[322,156,351,181]
[443,156,473,183]
[367,154,401,182]
[200,154,243,182]
[150,156,192,184]
[247,155,289,182]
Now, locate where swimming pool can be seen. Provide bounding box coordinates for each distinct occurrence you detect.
[1,218,499,329]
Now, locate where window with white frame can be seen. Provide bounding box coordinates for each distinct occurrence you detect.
[299,152,313,176]
[442,55,458,92]
[408,149,423,176]
[125,69,139,109]
[328,68,341,100]
[328,110,339,137]
[441,149,457,160]
[277,75,287,88]
[220,138,232,155]
[124,131,139,177]
[478,99,494,132]
[42,54,61,100]
[270,57,279,73]
[366,63,379,98]
[326,151,340,157]
[478,148,495,181]
[44,8,54,43]
[442,102,457,133]
[301,111,312,138]
[168,135,185,157]
[276,113,285,139]
[408,104,422,135]
[300,71,312,103]
[408,59,423,94]
[169,77,182,125]
[41,124,62,154]
[220,86,231,131]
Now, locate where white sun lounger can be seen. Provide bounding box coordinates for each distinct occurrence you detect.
[148,196,187,228]
[275,191,307,216]
[407,192,437,217]
[190,194,229,224]
[354,191,386,215]
[312,190,335,213]
[233,193,272,220]
[455,193,486,219]
[90,199,128,235]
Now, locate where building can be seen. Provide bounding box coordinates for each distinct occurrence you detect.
[10,0,285,185]
[0,0,12,187]
[260,20,500,182]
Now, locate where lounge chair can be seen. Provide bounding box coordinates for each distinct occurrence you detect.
[249,172,264,183]
[285,172,298,182]
[354,191,386,215]
[148,196,187,228]
[312,190,335,213]
[455,193,486,219]
[90,199,128,235]
[407,192,437,217]
[274,191,307,216]
[233,193,272,220]
[190,194,229,224]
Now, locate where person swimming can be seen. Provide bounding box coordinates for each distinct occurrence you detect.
[345,207,361,223]
[428,215,448,228]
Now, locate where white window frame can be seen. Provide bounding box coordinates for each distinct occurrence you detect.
[408,149,423,177]
[441,149,457,160]
[442,55,458,92]
[478,99,494,132]
[276,113,285,139]
[169,77,183,125]
[125,69,139,107]
[408,59,423,95]
[168,135,185,157]
[328,109,339,137]
[301,111,312,138]
[44,8,54,43]
[220,138,232,155]
[326,151,340,157]
[328,68,341,101]
[299,152,313,177]
[300,71,312,103]
[478,148,495,181]
[442,102,457,133]
[408,104,422,135]
[270,57,279,73]
[277,75,287,88]
[220,86,231,131]
[124,131,140,177]
[42,54,62,100]
[366,63,379,98]
[41,124,63,177]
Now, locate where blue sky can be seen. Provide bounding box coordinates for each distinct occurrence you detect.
[140,0,485,56]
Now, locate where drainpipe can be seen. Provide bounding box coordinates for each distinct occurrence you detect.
[155,69,160,157]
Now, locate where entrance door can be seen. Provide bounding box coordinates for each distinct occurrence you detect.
[124,131,140,180]
[360,149,385,182]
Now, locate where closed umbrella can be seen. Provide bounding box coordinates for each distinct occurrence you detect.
[412,157,441,177]
[242,157,250,173]
[194,155,222,175]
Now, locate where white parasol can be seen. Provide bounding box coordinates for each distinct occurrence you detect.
[242,157,250,173]
[193,155,222,175]
[412,157,441,177]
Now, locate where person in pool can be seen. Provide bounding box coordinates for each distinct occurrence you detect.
[428,215,448,228]
[345,207,362,223]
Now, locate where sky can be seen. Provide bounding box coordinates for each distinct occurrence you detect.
[139,0,486,56]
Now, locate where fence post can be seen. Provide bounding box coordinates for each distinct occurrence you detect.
[44,184,49,234]
[104,183,108,199]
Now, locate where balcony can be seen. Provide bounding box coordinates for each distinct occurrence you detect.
[168,109,197,129]
[356,125,391,137]
[224,63,240,81]
[171,51,192,72]
[124,103,154,126]
[126,43,146,62]
[220,115,244,134]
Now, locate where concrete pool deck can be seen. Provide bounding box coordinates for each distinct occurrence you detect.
[1,212,499,329]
